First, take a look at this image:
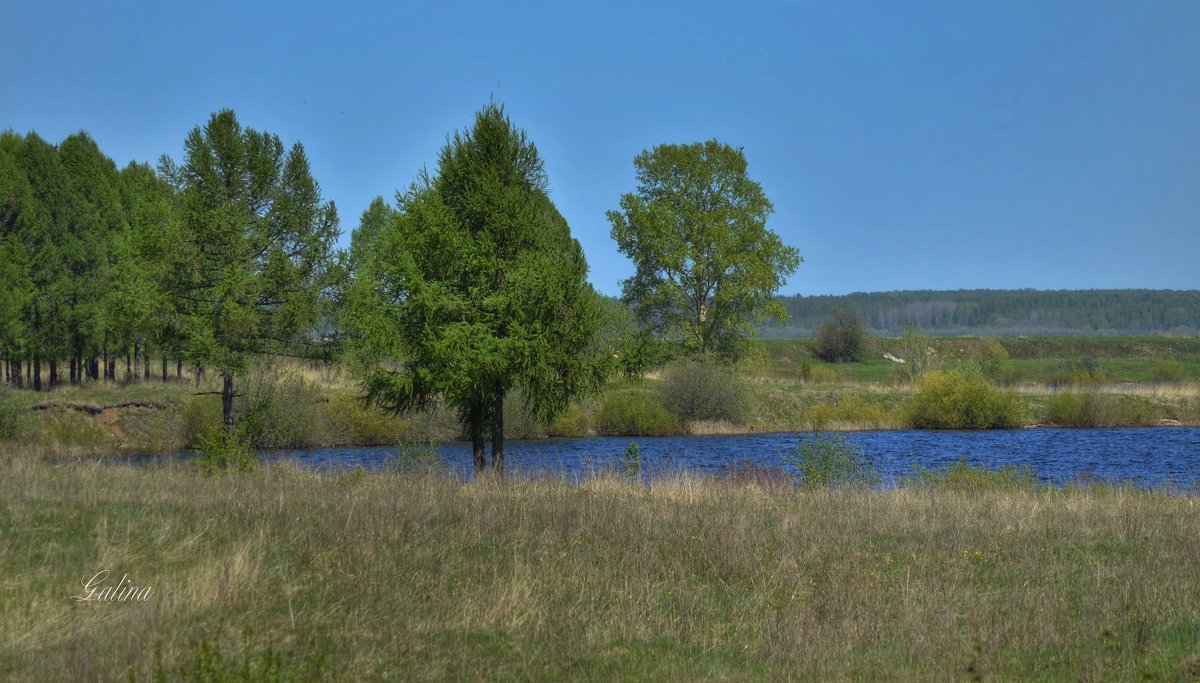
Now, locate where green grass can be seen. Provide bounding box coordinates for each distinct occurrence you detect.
[4,450,1200,680]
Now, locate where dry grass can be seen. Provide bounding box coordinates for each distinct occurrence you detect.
[3,448,1200,680]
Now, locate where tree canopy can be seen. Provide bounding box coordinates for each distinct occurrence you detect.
[608,140,800,361]
[167,109,339,428]
[346,103,605,474]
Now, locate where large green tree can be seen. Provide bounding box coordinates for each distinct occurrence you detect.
[168,110,338,428]
[608,140,800,360]
[347,104,605,474]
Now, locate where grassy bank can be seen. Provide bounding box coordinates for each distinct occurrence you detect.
[1,336,1197,453]
[3,451,1200,680]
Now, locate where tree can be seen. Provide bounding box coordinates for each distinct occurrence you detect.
[347,103,604,475]
[815,309,866,363]
[168,110,338,429]
[608,140,800,360]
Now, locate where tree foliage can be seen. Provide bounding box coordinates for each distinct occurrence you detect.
[346,103,606,474]
[167,110,338,427]
[608,140,800,360]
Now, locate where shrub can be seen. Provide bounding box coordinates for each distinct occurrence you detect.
[803,402,837,432]
[814,309,867,363]
[195,427,256,475]
[546,403,590,437]
[783,433,878,488]
[908,370,1024,429]
[1045,391,1158,428]
[621,442,642,480]
[893,325,940,382]
[595,389,679,436]
[238,366,322,448]
[179,395,223,448]
[659,357,747,424]
[318,393,409,446]
[908,456,1040,493]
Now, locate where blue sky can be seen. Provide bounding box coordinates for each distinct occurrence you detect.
[3,1,1197,296]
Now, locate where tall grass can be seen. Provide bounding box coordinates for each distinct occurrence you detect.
[1045,391,1159,428]
[3,452,1200,680]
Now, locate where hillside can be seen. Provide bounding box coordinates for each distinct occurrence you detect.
[763,289,1200,337]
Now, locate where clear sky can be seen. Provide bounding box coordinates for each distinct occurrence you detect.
[3,1,1197,296]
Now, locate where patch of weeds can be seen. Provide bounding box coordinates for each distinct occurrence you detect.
[908,456,1041,493]
[195,427,256,475]
[783,433,879,488]
[393,440,445,475]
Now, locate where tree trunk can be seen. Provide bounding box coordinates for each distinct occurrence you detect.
[133,343,140,381]
[162,355,168,382]
[49,359,57,389]
[176,359,183,381]
[143,346,150,381]
[69,357,76,385]
[469,404,486,473]
[195,364,204,388]
[490,379,505,476]
[221,372,235,430]
[125,350,131,382]
[33,354,41,391]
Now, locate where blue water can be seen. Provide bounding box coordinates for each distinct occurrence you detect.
[143,428,1200,488]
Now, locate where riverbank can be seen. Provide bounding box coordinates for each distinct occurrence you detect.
[1,337,1197,455]
[4,451,1199,680]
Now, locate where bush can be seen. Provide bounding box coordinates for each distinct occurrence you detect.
[908,369,1024,429]
[238,366,323,448]
[621,442,642,480]
[195,427,256,475]
[814,309,867,363]
[179,395,223,448]
[1045,391,1158,427]
[908,457,1040,493]
[318,393,409,446]
[893,325,940,382]
[546,403,590,437]
[783,433,878,488]
[659,357,747,424]
[595,389,679,436]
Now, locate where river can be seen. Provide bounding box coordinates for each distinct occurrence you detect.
[144,427,1200,488]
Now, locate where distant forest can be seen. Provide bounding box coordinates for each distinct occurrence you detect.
[762,290,1200,338]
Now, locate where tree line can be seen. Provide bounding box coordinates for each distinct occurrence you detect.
[2,104,800,473]
[764,289,1200,338]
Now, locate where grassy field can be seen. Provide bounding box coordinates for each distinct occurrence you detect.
[3,449,1200,680]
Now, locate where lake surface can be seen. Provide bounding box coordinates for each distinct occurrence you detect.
[147,427,1200,488]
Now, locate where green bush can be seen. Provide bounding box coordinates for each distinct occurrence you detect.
[238,367,322,449]
[621,442,642,480]
[893,325,941,382]
[179,395,223,448]
[814,309,867,363]
[783,433,878,488]
[318,393,409,446]
[908,456,1040,493]
[195,427,256,475]
[546,403,590,437]
[1045,391,1158,428]
[595,389,679,436]
[659,357,747,424]
[908,369,1024,429]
